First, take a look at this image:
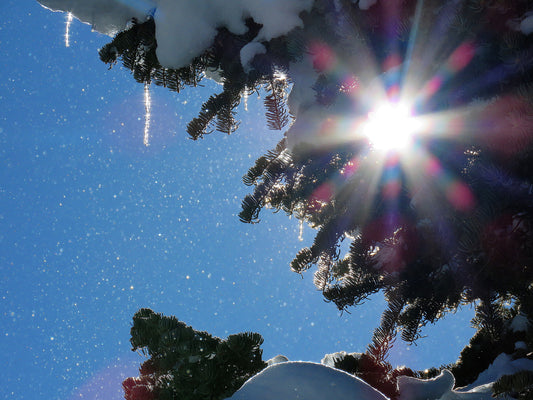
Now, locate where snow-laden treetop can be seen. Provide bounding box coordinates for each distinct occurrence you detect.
[37,0,383,68]
[39,0,317,67]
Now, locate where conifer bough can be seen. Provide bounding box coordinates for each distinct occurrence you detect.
[39,0,533,398]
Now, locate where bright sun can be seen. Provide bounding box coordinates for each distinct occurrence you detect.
[363,101,419,152]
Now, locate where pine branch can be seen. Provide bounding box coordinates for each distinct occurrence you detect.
[368,290,404,364]
[187,92,230,139]
[239,145,293,223]
[264,76,291,130]
[242,139,288,185]
[239,194,263,223]
[493,370,533,399]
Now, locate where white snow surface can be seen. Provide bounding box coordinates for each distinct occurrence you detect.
[515,341,528,350]
[155,0,312,67]
[358,0,378,10]
[226,353,533,400]
[521,14,533,35]
[226,359,524,400]
[37,0,313,68]
[38,0,155,36]
[510,312,530,332]
[398,370,454,400]
[156,0,313,67]
[240,42,267,73]
[266,354,289,365]
[226,361,389,400]
[321,350,362,368]
[464,353,533,391]
[397,353,533,399]
[398,369,493,400]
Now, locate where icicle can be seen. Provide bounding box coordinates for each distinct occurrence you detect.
[65,12,73,47]
[298,219,304,241]
[143,82,151,147]
[243,89,249,111]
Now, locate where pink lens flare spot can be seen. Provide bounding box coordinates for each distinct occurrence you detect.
[447,182,475,211]
[386,84,401,101]
[422,75,444,98]
[382,180,402,199]
[425,157,442,176]
[340,74,360,94]
[341,158,360,177]
[310,41,336,72]
[319,118,338,136]
[309,182,334,211]
[447,115,466,137]
[448,41,476,71]
[383,53,403,72]
[362,213,410,245]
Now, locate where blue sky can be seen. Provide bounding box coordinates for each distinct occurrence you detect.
[1,1,475,399]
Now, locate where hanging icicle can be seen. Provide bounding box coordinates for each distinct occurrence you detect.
[243,88,249,112]
[143,82,151,147]
[65,12,73,47]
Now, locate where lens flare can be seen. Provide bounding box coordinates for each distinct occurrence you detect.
[363,102,419,152]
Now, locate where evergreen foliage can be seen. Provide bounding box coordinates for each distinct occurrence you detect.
[327,351,416,399]
[451,296,533,388]
[98,15,293,140]
[96,0,533,398]
[236,5,533,397]
[122,308,266,400]
[239,0,533,341]
[493,370,533,399]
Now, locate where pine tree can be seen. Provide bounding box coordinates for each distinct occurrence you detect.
[122,309,266,400]
[85,0,533,397]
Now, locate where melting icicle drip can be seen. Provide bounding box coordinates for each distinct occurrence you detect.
[243,89,249,111]
[65,12,73,47]
[143,83,151,146]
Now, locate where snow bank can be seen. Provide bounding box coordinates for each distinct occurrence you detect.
[510,312,530,332]
[397,353,533,399]
[229,356,533,400]
[464,353,533,391]
[226,361,389,400]
[397,369,492,400]
[398,370,454,400]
